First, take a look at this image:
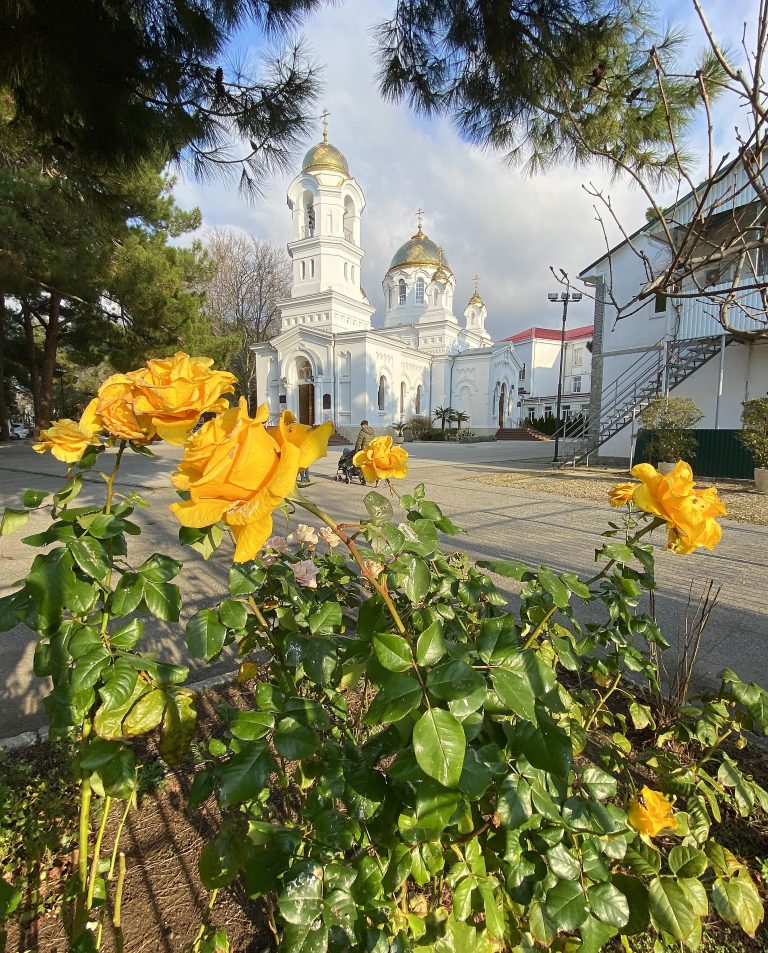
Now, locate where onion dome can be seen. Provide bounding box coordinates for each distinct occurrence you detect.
[388,226,452,274]
[432,247,452,283]
[302,131,349,176]
[467,289,484,307]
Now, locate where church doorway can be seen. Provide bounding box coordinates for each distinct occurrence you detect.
[297,358,314,425]
[498,383,506,428]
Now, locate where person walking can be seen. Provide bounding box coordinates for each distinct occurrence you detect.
[354,419,375,452]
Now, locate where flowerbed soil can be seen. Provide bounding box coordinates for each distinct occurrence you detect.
[470,468,768,525]
[3,675,768,953]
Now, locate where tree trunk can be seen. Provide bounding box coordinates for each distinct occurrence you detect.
[37,293,61,430]
[22,301,41,423]
[0,296,9,441]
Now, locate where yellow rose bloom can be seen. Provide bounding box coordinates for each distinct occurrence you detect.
[170,400,331,562]
[353,435,408,483]
[609,482,636,507]
[267,411,334,470]
[33,415,102,463]
[90,352,236,445]
[627,786,675,837]
[630,461,726,554]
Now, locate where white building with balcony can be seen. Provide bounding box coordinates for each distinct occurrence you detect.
[252,129,525,435]
[502,325,593,423]
[578,158,768,463]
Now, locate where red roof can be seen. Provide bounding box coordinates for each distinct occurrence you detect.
[503,323,593,344]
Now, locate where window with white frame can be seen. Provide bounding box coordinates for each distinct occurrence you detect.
[300,261,306,280]
[519,363,526,380]
[573,348,583,367]
[310,258,315,278]
[415,277,425,304]
[398,279,406,305]
[572,376,582,393]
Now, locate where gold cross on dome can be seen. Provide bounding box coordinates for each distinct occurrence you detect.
[473,274,480,291]
[416,207,424,229]
[321,107,330,141]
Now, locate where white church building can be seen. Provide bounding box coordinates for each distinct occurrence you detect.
[252,130,524,436]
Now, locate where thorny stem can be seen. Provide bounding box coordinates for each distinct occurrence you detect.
[104,441,127,516]
[75,720,93,930]
[294,497,407,636]
[108,797,133,879]
[247,595,298,695]
[191,888,220,952]
[584,672,623,732]
[114,851,126,929]
[522,606,556,650]
[86,795,112,909]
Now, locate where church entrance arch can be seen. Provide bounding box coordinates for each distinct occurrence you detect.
[297,358,315,425]
[498,383,506,428]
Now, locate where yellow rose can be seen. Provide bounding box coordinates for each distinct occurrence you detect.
[267,410,334,470]
[90,352,237,445]
[609,482,636,507]
[33,413,102,463]
[170,400,332,562]
[627,786,675,837]
[630,461,726,554]
[353,435,408,483]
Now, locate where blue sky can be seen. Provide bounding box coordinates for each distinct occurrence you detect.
[174,0,759,341]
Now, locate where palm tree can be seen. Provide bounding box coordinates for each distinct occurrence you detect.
[432,406,454,432]
[453,410,469,433]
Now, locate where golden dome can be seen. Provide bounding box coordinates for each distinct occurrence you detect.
[388,226,452,275]
[302,134,349,175]
[467,290,485,307]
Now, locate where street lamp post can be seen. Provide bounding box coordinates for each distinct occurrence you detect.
[548,283,582,464]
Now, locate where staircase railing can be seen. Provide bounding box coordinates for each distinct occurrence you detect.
[556,335,729,467]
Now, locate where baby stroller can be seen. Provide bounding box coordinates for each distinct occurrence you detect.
[335,448,367,484]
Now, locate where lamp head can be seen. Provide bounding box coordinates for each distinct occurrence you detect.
[547,292,559,302]
[560,292,569,300]
[571,292,583,301]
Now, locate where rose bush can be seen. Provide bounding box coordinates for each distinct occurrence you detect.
[2,357,766,953]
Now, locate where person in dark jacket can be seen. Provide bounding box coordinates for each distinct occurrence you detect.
[354,420,375,452]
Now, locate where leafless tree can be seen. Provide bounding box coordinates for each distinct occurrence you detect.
[201,227,291,407]
[570,2,768,342]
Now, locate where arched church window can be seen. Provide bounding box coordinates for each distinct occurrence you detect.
[415,277,425,304]
[398,279,406,305]
[310,259,315,278]
[415,385,422,415]
[297,358,313,381]
[388,287,393,309]
[301,261,306,280]
[400,381,406,416]
[378,376,387,411]
[343,195,354,242]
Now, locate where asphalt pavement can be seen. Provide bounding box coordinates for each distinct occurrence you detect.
[1,437,766,740]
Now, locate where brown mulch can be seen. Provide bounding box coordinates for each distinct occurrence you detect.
[470,467,768,525]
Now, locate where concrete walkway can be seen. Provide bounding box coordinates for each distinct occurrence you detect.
[1,438,766,739]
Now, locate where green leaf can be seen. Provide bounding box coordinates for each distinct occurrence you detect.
[537,567,571,608]
[282,921,329,953]
[23,488,48,508]
[546,842,581,880]
[53,474,83,507]
[416,620,445,666]
[1,507,29,536]
[218,742,271,807]
[199,824,249,889]
[186,609,227,661]
[70,537,111,582]
[352,855,383,904]
[458,749,493,798]
[545,879,589,932]
[99,657,139,711]
[364,491,394,525]
[413,708,465,788]
[215,598,246,631]
[274,717,318,760]
[373,632,413,672]
[515,708,572,778]
[179,523,225,560]
[110,573,144,616]
[612,874,650,936]
[227,562,264,596]
[137,553,183,583]
[0,878,22,918]
[122,688,167,736]
[578,915,618,953]
[230,711,274,741]
[476,558,529,580]
[110,618,143,650]
[70,645,111,692]
[588,883,629,928]
[86,513,125,539]
[93,682,148,739]
[668,845,708,879]
[648,876,694,940]
[581,766,617,801]
[308,601,342,635]
[159,692,197,765]
[142,579,181,622]
[364,673,423,725]
[426,661,485,701]
[99,748,137,799]
[623,840,661,877]
[391,554,431,603]
[712,872,763,936]
[25,548,73,632]
[279,860,324,925]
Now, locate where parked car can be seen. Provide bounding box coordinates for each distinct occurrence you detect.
[10,422,30,439]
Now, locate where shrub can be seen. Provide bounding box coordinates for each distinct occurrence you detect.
[739,396,768,468]
[407,416,434,440]
[640,395,702,463]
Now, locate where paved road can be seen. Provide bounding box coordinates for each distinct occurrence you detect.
[1,438,766,739]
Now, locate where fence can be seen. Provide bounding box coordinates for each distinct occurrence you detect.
[634,429,757,479]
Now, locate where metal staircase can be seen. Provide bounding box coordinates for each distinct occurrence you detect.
[558,335,731,467]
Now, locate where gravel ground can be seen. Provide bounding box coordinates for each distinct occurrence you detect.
[470,466,768,525]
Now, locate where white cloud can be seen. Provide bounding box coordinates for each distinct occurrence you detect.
[174,0,755,341]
